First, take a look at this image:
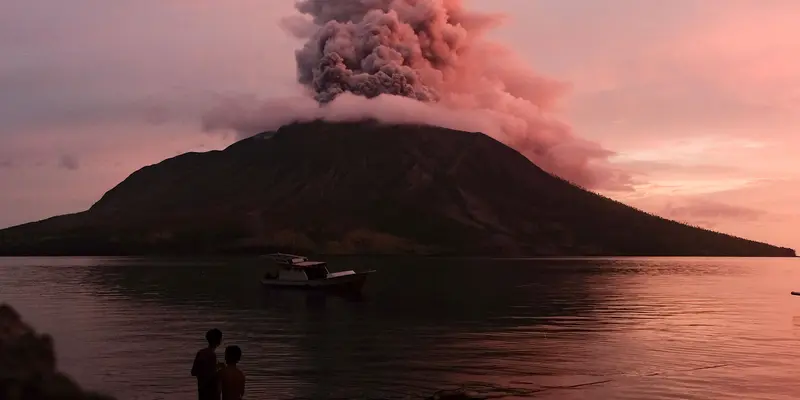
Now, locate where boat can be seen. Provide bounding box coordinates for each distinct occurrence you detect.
[260,253,375,292]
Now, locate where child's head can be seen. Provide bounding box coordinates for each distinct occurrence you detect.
[206,329,223,348]
[225,345,242,365]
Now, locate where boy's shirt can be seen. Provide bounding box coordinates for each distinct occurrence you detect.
[191,348,219,399]
[218,365,246,400]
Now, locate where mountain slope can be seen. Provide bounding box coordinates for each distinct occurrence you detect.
[0,120,794,256]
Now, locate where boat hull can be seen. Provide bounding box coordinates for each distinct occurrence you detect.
[261,271,373,292]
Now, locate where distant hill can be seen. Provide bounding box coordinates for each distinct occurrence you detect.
[0,120,794,257]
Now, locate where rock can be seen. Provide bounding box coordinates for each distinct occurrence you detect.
[0,304,115,400]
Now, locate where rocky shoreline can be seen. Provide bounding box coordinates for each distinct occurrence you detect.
[0,304,115,399]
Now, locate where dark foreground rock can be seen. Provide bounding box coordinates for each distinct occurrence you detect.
[0,304,115,400]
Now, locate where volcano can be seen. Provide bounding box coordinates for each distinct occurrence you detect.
[0,121,794,257]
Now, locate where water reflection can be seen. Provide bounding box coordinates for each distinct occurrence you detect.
[26,257,620,398]
[81,257,616,327]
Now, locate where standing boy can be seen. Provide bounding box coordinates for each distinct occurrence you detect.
[191,329,223,400]
[218,345,246,400]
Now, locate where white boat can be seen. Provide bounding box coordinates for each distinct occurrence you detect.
[260,253,374,292]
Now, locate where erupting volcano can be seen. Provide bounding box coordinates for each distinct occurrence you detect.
[0,2,793,257]
[205,0,630,190]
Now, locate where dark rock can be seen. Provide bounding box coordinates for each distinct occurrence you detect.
[0,304,115,400]
[0,120,794,257]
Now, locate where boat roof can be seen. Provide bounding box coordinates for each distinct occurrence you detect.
[292,261,328,268]
[264,253,327,268]
[266,252,306,259]
[265,253,307,262]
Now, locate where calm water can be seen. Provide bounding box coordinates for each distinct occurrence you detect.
[2,256,800,399]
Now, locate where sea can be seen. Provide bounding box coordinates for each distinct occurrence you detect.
[2,256,800,399]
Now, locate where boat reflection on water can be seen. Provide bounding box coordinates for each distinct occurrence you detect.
[260,283,367,308]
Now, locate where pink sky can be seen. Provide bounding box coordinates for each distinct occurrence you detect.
[0,0,798,250]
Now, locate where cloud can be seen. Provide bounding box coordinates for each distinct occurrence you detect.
[663,199,765,227]
[58,154,79,171]
[619,178,800,248]
[511,0,800,155]
[617,160,740,177]
[0,0,299,133]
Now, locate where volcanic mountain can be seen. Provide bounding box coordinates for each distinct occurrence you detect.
[0,121,794,257]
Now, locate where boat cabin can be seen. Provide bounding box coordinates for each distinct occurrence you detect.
[264,253,331,281]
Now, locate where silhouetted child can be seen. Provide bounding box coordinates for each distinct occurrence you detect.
[218,345,246,400]
[191,329,224,400]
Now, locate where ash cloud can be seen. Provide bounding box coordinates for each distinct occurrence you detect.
[203,0,632,191]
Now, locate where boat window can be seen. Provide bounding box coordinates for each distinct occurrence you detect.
[305,266,327,280]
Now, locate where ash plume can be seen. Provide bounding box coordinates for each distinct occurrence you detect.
[204,0,632,190]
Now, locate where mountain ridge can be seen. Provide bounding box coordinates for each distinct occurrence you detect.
[0,120,794,257]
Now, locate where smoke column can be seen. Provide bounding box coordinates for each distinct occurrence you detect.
[204,0,631,190]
